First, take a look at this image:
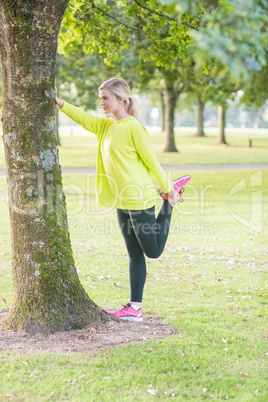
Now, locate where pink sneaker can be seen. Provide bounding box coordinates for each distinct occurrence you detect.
[158,175,191,202]
[108,303,143,322]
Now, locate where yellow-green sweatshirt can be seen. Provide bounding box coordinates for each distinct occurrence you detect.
[60,101,173,210]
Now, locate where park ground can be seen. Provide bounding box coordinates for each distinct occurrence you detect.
[0,128,267,401]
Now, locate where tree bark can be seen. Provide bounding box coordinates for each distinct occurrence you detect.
[0,0,108,333]
[163,81,179,152]
[160,90,165,132]
[217,105,227,145]
[56,108,61,146]
[196,94,205,137]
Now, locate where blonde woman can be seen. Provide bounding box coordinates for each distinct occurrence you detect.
[56,78,191,321]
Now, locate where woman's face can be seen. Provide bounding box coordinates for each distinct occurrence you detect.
[99,88,120,114]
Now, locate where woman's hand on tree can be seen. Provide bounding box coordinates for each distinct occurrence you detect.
[55,87,64,108]
[44,87,64,108]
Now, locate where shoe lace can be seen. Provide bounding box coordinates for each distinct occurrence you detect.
[179,187,184,202]
[120,304,130,310]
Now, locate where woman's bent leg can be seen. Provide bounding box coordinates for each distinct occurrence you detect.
[117,209,147,302]
[129,200,173,259]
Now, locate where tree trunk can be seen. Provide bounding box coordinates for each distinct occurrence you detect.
[217,105,227,145]
[196,94,205,137]
[163,82,179,152]
[160,90,165,132]
[56,108,61,146]
[0,0,108,334]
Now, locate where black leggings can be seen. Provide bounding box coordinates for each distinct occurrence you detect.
[116,200,173,302]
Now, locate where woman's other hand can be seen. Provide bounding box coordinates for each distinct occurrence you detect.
[167,189,181,208]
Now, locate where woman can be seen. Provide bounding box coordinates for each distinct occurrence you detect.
[55,78,190,322]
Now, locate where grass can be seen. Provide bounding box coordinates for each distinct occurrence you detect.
[0,126,268,170]
[0,168,267,401]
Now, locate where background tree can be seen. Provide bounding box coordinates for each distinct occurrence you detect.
[186,55,239,145]
[163,0,268,140]
[163,0,268,80]
[195,94,205,137]
[182,61,212,137]
[0,0,109,334]
[59,0,205,152]
[161,65,187,151]
[138,59,189,152]
[205,73,238,145]
[240,53,268,110]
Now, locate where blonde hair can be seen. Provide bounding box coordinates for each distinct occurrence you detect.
[99,78,138,118]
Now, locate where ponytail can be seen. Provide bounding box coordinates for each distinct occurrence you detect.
[126,95,139,119]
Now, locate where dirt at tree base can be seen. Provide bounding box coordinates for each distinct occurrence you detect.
[0,310,177,354]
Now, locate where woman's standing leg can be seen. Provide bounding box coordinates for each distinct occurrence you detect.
[116,209,147,303]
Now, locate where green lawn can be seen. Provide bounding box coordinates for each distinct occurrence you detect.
[0,168,267,401]
[0,126,268,169]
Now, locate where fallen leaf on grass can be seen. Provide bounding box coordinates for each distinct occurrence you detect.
[240,372,249,377]
[187,341,201,345]
[0,396,20,400]
[235,384,241,388]
[147,389,157,396]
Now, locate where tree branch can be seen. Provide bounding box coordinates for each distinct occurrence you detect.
[87,5,161,49]
[133,0,199,31]
[93,5,141,32]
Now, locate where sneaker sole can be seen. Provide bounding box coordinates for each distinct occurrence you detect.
[121,316,143,322]
[159,175,191,200]
[173,175,191,186]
